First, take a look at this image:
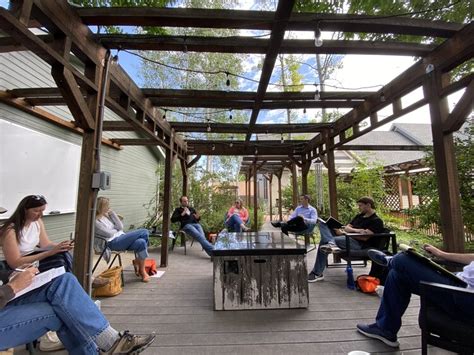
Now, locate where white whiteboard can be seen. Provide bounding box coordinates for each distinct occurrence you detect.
[0,120,81,218]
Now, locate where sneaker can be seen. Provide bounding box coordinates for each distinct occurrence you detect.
[307,272,324,283]
[101,331,156,355]
[319,243,341,254]
[356,323,399,348]
[367,249,392,267]
[271,221,281,228]
[39,331,65,352]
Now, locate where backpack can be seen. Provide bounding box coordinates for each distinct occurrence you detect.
[356,274,380,294]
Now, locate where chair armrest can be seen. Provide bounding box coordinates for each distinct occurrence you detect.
[420,281,473,295]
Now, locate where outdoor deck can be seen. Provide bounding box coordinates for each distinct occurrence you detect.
[98,224,436,355]
[15,224,454,355]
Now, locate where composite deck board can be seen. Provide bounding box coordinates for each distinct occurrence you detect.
[93,242,431,354]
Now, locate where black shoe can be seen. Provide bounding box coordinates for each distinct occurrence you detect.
[356,323,399,348]
[271,221,281,228]
[308,272,324,283]
[367,249,392,267]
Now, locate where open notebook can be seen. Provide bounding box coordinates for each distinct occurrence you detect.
[10,266,66,301]
[399,244,467,288]
[317,216,343,230]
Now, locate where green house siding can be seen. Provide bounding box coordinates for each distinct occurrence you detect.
[0,103,162,243]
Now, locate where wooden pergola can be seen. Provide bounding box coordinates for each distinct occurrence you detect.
[0,1,472,291]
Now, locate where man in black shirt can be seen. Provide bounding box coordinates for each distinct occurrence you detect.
[308,196,385,282]
[171,196,214,256]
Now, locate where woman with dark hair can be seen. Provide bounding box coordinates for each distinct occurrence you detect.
[0,195,74,270]
[95,197,150,282]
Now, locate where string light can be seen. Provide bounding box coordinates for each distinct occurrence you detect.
[212,144,216,151]
[314,23,323,47]
[314,89,320,101]
[303,108,306,114]
[229,136,234,148]
[225,72,230,87]
[207,124,212,132]
[162,109,167,120]
[255,147,258,155]
[229,109,233,120]
[281,134,284,144]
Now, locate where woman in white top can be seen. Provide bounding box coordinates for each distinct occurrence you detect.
[95,197,150,282]
[0,195,73,269]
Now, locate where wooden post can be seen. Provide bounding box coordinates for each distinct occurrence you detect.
[397,176,404,210]
[268,174,273,222]
[291,163,298,208]
[253,163,258,231]
[301,159,311,195]
[160,144,173,267]
[423,70,465,252]
[277,169,283,221]
[180,157,188,197]
[326,141,338,218]
[406,173,413,209]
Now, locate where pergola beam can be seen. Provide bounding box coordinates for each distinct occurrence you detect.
[77,8,462,37]
[97,35,435,56]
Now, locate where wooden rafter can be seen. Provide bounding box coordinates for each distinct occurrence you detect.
[170,122,331,134]
[77,8,462,37]
[97,34,436,56]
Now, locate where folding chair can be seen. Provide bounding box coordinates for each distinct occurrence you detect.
[92,236,125,286]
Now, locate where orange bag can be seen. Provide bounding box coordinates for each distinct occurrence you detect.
[144,258,157,275]
[356,274,380,294]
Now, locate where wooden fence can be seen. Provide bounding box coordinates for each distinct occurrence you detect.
[390,211,473,242]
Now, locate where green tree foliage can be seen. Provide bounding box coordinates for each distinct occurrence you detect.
[410,121,473,234]
[281,161,386,223]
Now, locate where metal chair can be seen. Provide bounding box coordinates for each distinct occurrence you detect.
[419,281,474,355]
[92,236,125,286]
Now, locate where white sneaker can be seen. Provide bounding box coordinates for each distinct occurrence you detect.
[39,331,65,352]
[319,243,341,254]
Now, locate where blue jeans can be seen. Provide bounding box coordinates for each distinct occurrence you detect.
[0,273,109,354]
[311,222,362,275]
[107,228,149,260]
[181,223,214,256]
[375,253,474,336]
[226,214,245,232]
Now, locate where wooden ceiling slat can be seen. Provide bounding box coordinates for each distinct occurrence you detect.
[142,89,373,100]
[170,122,331,134]
[77,8,462,37]
[97,34,435,56]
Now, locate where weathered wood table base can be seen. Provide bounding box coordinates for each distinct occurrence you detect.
[213,231,308,310]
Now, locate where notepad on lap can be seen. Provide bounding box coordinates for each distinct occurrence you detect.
[399,244,467,288]
[11,266,66,300]
[318,216,344,230]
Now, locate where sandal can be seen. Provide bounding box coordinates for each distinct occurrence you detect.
[132,259,140,276]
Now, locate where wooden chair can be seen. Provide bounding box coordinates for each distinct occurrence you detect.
[419,281,474,355]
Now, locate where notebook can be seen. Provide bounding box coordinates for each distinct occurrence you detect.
[318,216,344,230]
[10,266,66,300]
[399,244,467,288]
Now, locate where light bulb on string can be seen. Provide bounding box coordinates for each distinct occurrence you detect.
[229,109,233,120]
[212,144,216,151]
[314,89,320,100]
[207,124,211,132]
[255,147,258,155]
[314,25,323,47]
[229,136,234,148]
[303,108,306,114]
[281,134,284,144]
[162,109,167,120]
[225,72,230,87]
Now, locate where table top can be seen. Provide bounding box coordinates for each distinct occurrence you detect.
[213,231,306,256]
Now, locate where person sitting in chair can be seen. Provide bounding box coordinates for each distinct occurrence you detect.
[308,196,384,283]
[95,197,151,282]
[0,267,156,353]
[171,196,214,256]
[271,195,317,236]
[356,245,474,348]
[225,199,250,232]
